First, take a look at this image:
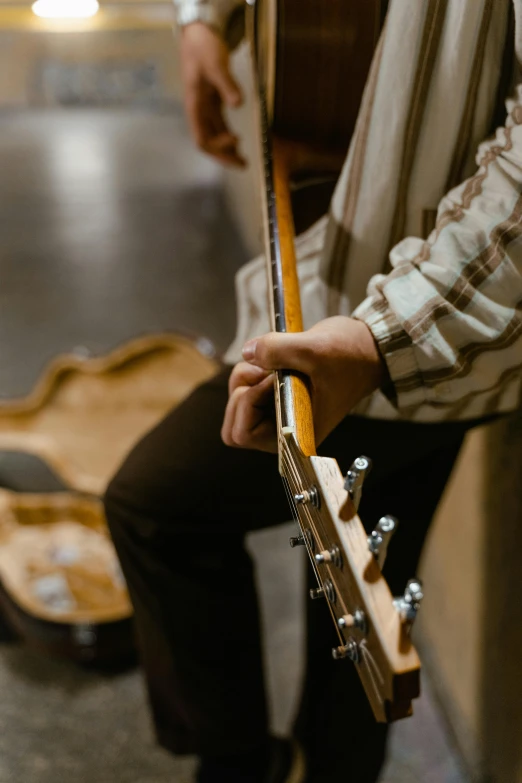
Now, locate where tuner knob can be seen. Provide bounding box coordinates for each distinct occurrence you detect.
[368,515,398,568]
[315,546,342,568]
[310,580,336,603]
[315,550,331,564]
[294,487,320,508]
[289,535,305,548]
[394,578,424,629]
[332,638,359,663]
[338,609,367,634]
[344,456,372,511]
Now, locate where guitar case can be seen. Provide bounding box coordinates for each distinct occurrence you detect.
[0,333,219,662]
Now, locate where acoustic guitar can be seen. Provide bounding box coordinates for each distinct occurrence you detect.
[248,0,422,722]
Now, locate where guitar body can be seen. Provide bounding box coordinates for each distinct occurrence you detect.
[256,0,381,151]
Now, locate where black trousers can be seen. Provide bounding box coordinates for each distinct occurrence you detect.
[104,367,471,782]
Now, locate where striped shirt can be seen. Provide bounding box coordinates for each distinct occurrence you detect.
[175,0,522,423]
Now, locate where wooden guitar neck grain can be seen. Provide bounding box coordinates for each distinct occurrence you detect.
[272,137,316,458]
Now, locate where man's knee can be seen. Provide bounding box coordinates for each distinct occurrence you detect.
[103,448,175,541]
[103,442,199,545]
[103,467,141,543]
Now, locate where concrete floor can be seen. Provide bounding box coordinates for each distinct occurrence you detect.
[0,108,469,783]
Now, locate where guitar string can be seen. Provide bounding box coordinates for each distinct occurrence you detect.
[281,435,333,551]
[280,449,322,575]
[278,449,332,611]
[281,454,345,650]
[360,640,385,686]
[279,444,338,604]
[279,441,345,647]
[280,437,334,563]
[279,438,330,579]
[359,642,385,707]
[281,444,391,694]
[281,434,359,609]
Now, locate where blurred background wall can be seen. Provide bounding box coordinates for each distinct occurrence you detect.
[0,1,181,109]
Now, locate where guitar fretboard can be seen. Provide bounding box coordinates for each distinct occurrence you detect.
[260,90,286,336]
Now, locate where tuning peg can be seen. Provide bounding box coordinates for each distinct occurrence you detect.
[294,486,320,508]
[344,456,372,510]
[315,545,342,568]
[368,515,398,568]
[310,579,336,603]
[338,609,367,634]
[332,638,360,663]
[394,578,423,628]
[289,535,305,548]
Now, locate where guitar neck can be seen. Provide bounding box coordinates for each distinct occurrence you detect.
[258,95,316,458]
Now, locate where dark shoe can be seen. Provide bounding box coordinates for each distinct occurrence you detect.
[196,737,305,783]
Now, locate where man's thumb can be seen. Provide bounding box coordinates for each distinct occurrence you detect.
[242,333,312,373]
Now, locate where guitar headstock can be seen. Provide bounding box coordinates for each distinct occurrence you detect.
[281,431,421,722]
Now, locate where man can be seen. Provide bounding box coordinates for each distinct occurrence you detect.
[105,2,522,782]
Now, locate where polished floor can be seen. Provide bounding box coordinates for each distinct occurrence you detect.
[0,108,469,783]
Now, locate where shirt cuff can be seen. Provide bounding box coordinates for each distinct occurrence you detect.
[175,4,227,35]
[352,295,427,411]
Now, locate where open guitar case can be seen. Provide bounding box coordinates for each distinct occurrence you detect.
[0,334,218,663]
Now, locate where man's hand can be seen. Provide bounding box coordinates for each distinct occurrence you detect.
[221,317,387,452]
[180,23,245,167]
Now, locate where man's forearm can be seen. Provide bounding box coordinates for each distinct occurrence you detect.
[353,96,522,421]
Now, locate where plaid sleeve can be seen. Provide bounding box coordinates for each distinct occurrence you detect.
[172,0,243,40]
[353,87,522,421]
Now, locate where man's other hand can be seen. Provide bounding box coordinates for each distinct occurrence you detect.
[180,23,245,167]
[221,317,387,452]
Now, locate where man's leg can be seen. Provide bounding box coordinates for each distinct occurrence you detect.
[104,368,291,759]
[295,414,470,782]
[105,361,474,780]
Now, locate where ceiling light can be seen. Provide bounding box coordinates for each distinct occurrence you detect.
[32,0,100,19]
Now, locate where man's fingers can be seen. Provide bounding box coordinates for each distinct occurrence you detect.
[190,98,246,166]
[185,90,212,148]
[210,67,243,108]
[228,362,270,395]
[242,332,316,374]
[206,132,246,167]
[186,78,245,166]
[230,375,275,448]
[221,375,276,452]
